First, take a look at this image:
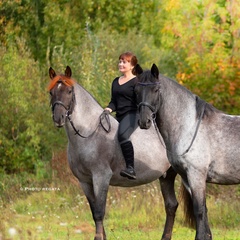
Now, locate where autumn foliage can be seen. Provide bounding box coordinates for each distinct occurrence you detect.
[1,0,240,173]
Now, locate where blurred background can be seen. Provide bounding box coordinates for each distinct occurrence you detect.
[0,1,240,238]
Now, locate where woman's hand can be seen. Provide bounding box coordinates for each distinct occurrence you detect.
[104,107,112,113]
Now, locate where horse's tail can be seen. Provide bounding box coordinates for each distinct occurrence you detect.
[180,182,195,229]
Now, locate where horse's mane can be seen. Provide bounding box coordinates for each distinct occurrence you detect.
[195,96,220,119]
[48,75,75,91]
[138,70,220,119]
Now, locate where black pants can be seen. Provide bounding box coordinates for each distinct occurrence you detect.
[117,111,139,144]
[117,112,139,169]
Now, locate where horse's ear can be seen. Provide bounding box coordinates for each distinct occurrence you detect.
[65,66,72,78]
[151,64,159,79]
[49,67,56,79]
[133,64,143,76]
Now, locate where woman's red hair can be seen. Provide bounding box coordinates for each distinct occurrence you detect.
[119,52,138,67]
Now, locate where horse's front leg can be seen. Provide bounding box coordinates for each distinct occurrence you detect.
[188,173,212,240]
[159,167,178,240]
[80,173,111,240]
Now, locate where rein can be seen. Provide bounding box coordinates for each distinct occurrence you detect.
[66,110,111,138]
[137,81,206,156]
[153,103,205,156]
[51,89,111,138]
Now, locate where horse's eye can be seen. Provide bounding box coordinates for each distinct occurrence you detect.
[49,91,52,96]
[68,90,72,94]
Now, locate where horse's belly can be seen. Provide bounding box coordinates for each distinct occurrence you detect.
[207,162,240,184]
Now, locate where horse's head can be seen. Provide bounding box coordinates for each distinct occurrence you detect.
[48,66,75,127]
[134,64,161,129]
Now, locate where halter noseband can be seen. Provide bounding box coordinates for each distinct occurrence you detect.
[52,100,69,112]
[138,102,156,113]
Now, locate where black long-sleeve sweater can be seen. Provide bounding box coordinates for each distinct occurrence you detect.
[107,77,138,121]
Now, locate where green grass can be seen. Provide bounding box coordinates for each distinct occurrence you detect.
[1,178,240,240]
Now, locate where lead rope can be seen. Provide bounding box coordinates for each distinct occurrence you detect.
[67,110,111,138]
[153,103,206,157]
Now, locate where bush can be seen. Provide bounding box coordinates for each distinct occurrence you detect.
[0,39,66,174]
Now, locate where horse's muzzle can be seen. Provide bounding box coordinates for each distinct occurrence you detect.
[53,114,66,128]
[51,101,69,127]
[55,121,65,128]
[138,118,152,129]
[52,109,67,128]
[138,102,155,129]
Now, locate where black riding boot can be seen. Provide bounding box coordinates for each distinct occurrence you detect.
[120,141,136,180]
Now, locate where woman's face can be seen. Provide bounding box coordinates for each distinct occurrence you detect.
[118,58,133,74]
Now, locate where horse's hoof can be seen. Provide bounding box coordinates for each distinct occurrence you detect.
[206,233,212,240]
[161,233,171,240]
[94,233,105,240]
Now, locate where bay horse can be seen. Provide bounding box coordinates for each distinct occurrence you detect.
[48,66,191,240]
[135,63,240,240]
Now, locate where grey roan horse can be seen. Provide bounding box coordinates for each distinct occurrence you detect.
[135,63,240,240]
[48,66,192,240]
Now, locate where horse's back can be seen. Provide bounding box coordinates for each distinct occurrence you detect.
[202,112,240,184]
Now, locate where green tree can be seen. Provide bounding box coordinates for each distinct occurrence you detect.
[0,39,65,174]
[0,0,162,67]
[159,0,240,113]
[2,0,240,175]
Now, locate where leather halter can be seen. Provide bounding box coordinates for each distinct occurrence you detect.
[137,81,161,118]
[51,85,75,114]
[51,87,111,138]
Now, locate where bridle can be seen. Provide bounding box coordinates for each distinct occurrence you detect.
[136,80,205,156]
[51,85,75,115]
[137,81,161,120]
[51,86,111,138]
[52,100,70,112]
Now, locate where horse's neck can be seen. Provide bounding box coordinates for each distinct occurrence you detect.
[69,84,103,130]
[64,83,118,147]
[159,78,197,143]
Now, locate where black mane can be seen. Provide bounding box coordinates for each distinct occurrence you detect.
[195,96,220,119]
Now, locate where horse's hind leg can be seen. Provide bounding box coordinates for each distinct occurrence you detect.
[159,167,178,240]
